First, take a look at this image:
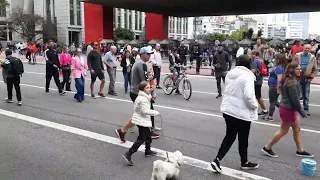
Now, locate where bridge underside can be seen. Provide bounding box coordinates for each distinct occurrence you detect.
[83,0,320,17]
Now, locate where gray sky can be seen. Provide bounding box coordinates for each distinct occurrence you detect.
[309,12,320,34]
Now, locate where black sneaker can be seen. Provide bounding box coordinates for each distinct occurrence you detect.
[210,158,222,173]
[156,86,162,89]
[60,91,66,96]
[123,151,133,166]
[262,147,278,158]
[145,150,157,157]
[216,94,222,99]
[107,92,117,96]
[98,92,106,98]
[241,162,259,170]
[296,150,314,158]
[5,98,13,103]
[258,110,268,116]
[91,94,96,99]
[17,101,22,106]
[262,116,274,122]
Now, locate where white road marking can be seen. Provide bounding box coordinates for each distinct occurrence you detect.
[19,71,320,107]
[0,108,271,180]
[1,80,320,135]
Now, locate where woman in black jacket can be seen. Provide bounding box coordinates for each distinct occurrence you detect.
[121,50,135,94]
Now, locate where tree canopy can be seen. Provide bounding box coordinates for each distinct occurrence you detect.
[114,28,135,41]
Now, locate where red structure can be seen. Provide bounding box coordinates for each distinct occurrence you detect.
[84,3,168,44]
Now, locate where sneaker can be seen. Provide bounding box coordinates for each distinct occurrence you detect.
[152,126,162,131]
[262,116,274,122]
[151,132,160,139]
[210,158,222,173]
[91,94,96,99]
[216,94,222,99]
[98,92,106,98]
[115,129,126,143]
[262,147,278,158]
[296,150,314,158]
[241,162,259,170]
[156,86,162,89]
[17,101,22,106]
[123,151,133,166]
[306,111,311,116]
[258,110,268,116]
[60,91,66,96]
[45,91,49,94]
[145,150,157,157]
[5,98,13,103]
[108,92,118,96]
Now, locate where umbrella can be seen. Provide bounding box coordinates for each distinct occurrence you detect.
[148,39,160,45]
[100,39,114,44]
[268,39,283,46]
[238,39,252,46]
[221,39,236,46]
[159,39,175,45]
[117,39,130,44]
[128,40,139,45]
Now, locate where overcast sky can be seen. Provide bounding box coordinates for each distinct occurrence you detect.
[309,12,320,34]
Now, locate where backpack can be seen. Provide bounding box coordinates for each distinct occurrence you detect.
[258,59,268,76]
[8,57,24,76]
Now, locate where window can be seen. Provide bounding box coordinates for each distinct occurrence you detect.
[69,0,74,25]
[139,12,143,30]
[76,0,81,25]
[128,10,132,29]
[124,10,127,29]
[117,10,121,28]
[135,11,138,30]
[0,6,6,17]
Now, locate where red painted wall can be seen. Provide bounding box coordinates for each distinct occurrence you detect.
[145,13,168,40]
[84,3,103,44]
[102,6,114,39]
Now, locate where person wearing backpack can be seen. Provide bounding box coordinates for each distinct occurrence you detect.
[1,49,23,106]
[250,51,268,116]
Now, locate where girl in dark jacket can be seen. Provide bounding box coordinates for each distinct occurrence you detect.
[121,50,135,94]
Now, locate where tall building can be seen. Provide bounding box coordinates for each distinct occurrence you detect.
[195,16,235,35]
[267,23,287,39]
[286,21,303,39]
[288,13,309,39]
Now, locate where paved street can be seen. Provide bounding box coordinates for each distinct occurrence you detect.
[0,59,320,179]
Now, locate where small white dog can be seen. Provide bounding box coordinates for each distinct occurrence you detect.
[151,151,184,180]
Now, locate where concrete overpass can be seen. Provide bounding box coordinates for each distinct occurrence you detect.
[82,0,320,43]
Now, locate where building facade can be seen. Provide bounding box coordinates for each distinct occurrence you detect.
[267,23,287,39]
[195,16,234,36]
[286,21,303,39]
[288,13,309,39]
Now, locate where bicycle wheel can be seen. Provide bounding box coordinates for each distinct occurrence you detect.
[182,78,192,100]
[163,75,174,95]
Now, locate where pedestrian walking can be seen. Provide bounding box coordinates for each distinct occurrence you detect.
[45,41,65,95]
[103,46,118,96]
[87,42,106,98]
[212,44,232,99]
[191,41,202,75]
[263,54,286,121]
[262,63,314,158]
[150,43,162,89]
[211,55,259,173]
[291,44,318,116]
[59,46,72,91]
[178,43,188,66]
[122,81,160,166]
[1,49,23,106]
[71,48,88,102]
[121,50,135,94]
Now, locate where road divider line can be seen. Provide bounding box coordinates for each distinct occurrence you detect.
[0,108,272,180]
[1,80,320,135]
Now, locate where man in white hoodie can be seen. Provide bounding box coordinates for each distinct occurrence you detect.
[150,43,162,89]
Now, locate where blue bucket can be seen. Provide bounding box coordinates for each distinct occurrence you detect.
[301,158,317,176]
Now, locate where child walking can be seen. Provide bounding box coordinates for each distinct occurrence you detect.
[123,81,160,166]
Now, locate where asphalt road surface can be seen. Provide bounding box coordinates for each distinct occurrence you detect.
[0,63,320,180]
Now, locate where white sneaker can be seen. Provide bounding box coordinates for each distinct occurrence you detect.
[152,126,162,131]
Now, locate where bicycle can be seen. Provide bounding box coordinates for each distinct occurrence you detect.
[163,65,192,100]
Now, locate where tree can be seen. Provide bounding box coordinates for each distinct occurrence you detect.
[114,28,135,41]
[246,28,254,39]
[229,29,245,41]
[209,32,228,41]
[10,8,44,41]
[0,0,9,9]
[257,29,263,38]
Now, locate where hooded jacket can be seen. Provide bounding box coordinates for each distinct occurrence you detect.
[220,66,258,121]
[131,91,159,127]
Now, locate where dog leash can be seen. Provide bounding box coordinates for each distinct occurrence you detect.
[160,114,164,136]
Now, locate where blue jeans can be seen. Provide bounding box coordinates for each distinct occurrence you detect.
[123,72,131,92]
[300,79,311,110]
[74,76,85,101]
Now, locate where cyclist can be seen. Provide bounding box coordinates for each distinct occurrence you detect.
[169,47,182,94]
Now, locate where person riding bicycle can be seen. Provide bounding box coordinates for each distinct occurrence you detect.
[169,47,182,94]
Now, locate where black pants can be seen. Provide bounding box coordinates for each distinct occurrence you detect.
[7,76,22,101]
[180,56,187,66]
[152,66,161,86]
[61,66,71,91]
[216,75,226,95]
[46,68,62,93]
[151,101,155,128]
[195,56,201,73]
[216,114,251,163]
[264,60,269,73]
[26,51,31,62]
[129,125,152,154]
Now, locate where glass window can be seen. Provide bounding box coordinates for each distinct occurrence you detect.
[0,6,6,17]
[76,0,81,25]
[69,0,74,25]
[129,10,132,29]
[124,10,127,29]
[139,12,143,30]
[135,11,138,30]
[117,9,120,28]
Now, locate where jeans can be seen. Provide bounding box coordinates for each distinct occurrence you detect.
[74,76,85,101]
[7,76,22,101]
[123,72,131,92]
[107,67,116,93]
[46,68,62,93]
[216,75,226,95]
[300,79,311,110]
[268,86,279,116]
[180,56,187,66]
[216,114,251,163]
[152,66,161,86]
[61,66,71,91]
[129,125,152,154]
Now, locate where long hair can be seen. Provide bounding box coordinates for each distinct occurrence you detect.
[274,53,287,68]
[280,63,299,89]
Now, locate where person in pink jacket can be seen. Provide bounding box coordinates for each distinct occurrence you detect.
[59,46,72,91]
[71,48,88,102]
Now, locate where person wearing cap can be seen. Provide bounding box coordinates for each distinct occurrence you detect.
[103,45,118,96]
[115,47,161,143]
[150,43,162,89]
[132,47,140,60]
